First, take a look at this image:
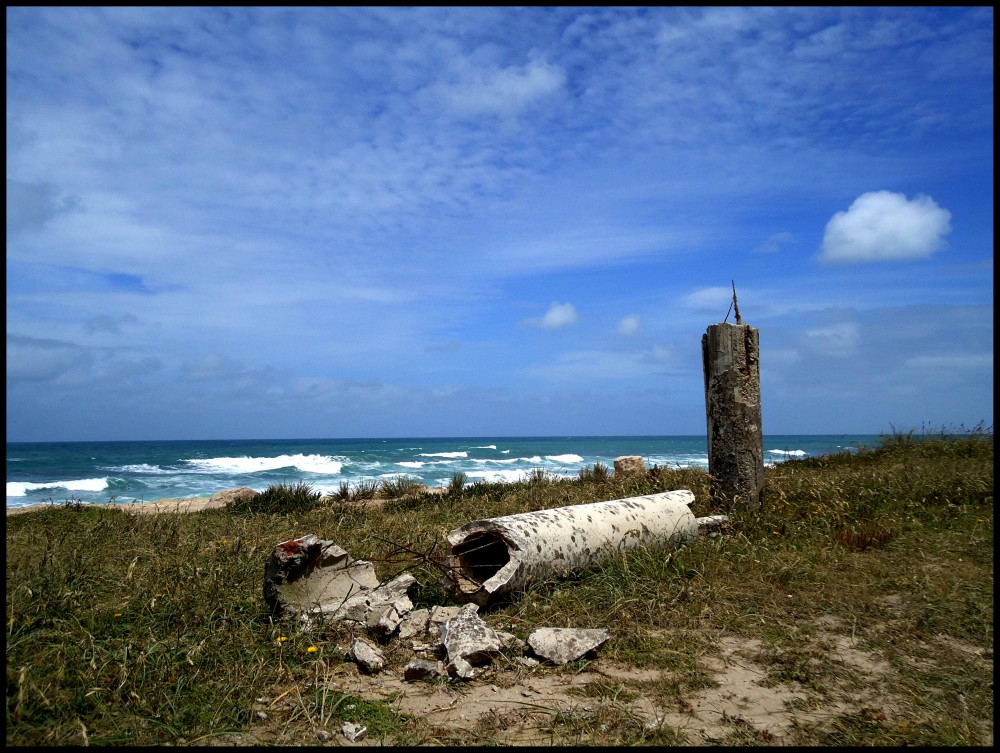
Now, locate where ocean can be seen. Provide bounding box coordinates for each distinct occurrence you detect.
[6,434,879,511]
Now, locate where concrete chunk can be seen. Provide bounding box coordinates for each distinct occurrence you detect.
[527,627,611,665]
[351,636,386,673]
[263,536,420,628]
[404,659,444,682]
[440,603,501,678]
[263,535,380,621]
[342,722,367,742]
[397,608,430,641]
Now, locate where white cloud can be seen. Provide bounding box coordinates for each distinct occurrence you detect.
[438,58,566,117]
[527,302,579,329]
[802,322,860,356]
[818,191,952,264]
[617,314,641,336]
[752,231,794,254]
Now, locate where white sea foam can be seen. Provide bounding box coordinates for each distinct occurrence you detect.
[768,449,807,456]
[418,451,468,459]
[501,450,511,454]
[184,454,344,474]
[545,453,584,464]
[7,478,109,497]
[397,461,424,469]
[107,463,167,474]
[465,469,531,483]
[471,445,497,450]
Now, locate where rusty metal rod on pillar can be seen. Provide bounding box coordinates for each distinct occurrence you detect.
[702,284,765,511]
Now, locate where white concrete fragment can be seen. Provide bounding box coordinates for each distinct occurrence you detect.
[342,722,367,741]
[440,603,501,678]
[351,636,386,673]
[527,627,611,665]
[428,605,463,636]
[263,535,380,621]
[404,659,444,681]
[397,608,430,641]
[445,491,698,604]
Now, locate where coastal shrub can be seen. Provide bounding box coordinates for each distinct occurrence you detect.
[448,471,467,494]
[527,467,550,485]
[578,462,610,483]
[380,475,423,499]
[350,478,380,501]
[226,482,322,514]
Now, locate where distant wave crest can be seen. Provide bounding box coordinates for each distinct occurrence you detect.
[184,454,344,474]
[7,477,109,497]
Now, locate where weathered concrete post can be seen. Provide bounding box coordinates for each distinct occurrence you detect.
[702,306,765,511]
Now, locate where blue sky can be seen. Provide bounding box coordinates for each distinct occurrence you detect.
[6,6,994,442]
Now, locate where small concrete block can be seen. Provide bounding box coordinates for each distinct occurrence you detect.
[527,627,611,665]
[341,722,367,742]
[351,636,385,673]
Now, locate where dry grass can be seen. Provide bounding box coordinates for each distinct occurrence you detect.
[5,427,992,745]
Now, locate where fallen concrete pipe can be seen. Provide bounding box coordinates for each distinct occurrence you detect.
[444,490,698,605]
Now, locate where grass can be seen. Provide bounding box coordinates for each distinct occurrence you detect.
[5,425,993,745]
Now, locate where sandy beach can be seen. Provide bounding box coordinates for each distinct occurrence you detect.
[5,496,228,516]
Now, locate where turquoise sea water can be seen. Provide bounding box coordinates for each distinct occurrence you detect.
[6,434,879,510]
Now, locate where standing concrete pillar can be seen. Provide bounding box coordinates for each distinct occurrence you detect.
[702,321,765,511]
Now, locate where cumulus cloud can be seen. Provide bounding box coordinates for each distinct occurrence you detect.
[617,314,641,336]
[526,302,579,329]
[818,191,952,264]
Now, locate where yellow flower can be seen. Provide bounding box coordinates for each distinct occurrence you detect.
[307,646,318,653]
[276,636,288,643]
[114,613,122,618]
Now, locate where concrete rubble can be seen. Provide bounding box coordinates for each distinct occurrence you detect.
[262,492,730,686]
[262,534,416,630]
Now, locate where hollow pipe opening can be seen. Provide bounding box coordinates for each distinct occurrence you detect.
[450,531,511,585]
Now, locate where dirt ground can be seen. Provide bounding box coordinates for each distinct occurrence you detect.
[201,611,992,747]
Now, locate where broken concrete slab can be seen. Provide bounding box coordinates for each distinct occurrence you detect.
[351,636,386,673]
[440,603,502,679]
[263,536,419,629]
[428,605,463,636]
[527,627,611,665]
[403,659,445,682]
[397,608,430,641]
[364,576,416,637]
[263,535,380,621]
[444,491,698,605]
